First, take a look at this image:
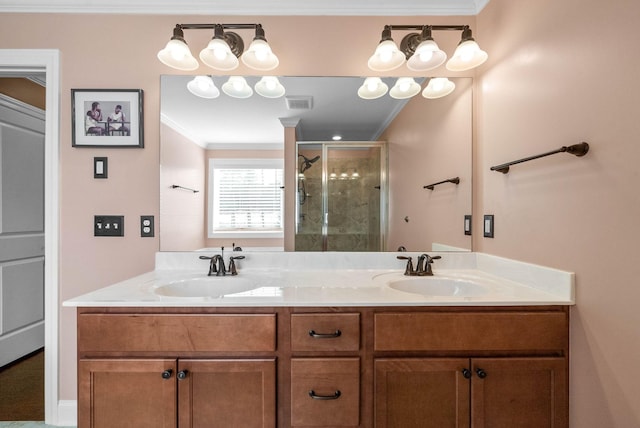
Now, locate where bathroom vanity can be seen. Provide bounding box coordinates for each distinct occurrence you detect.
[66,252,573,428]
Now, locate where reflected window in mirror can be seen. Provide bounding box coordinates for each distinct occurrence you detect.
[209,158,284,239]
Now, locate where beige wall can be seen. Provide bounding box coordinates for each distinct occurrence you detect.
[159,122,206,251]
[476,0,640,426]
[2,4,638,426]
[382,77,473,251]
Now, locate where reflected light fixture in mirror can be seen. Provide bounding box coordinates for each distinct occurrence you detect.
[368,24,487,73]
[422,77,456,99]
[255,76,286,98]
[389,77,421,99]
[158,23,279,72]
[222,76,253,98]
[187,75,220,98]
[357,77,389,99]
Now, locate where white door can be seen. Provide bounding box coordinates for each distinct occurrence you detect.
[0,94,45,367]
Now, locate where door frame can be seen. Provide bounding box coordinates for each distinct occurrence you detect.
[0,49,61,425]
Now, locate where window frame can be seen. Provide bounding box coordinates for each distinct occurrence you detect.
[207,158,284,239]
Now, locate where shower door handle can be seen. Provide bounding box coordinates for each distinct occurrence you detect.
[324,212,329,225]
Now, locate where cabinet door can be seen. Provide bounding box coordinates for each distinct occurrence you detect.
[178,359,276,428]
[78,359,177,428]
[375,358,470,428]
[471,357,568,428]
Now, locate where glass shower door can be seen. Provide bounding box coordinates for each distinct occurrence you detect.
[295,142,387,251]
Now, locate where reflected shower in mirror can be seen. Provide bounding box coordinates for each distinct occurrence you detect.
[160,75,472,253]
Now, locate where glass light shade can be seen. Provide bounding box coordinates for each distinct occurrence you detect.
[222,76,253,98]
[157,39,198,71]
[255,76,285,98]
[241,39,279,71]
[422,77,456,99]
[389,77,421,99]
[446,40,488,71]
[406,39,447,71]
[199,38,239,71]
[187,76,220,99]
[357,77,389,100]
[367,40,406,71]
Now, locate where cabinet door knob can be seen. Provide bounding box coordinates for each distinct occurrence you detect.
[308,390,341,400]
[476,368,487,379]
[462,368,472,379]
[161,369,173,379]
[177,370,189,380]
[308,329,342,339]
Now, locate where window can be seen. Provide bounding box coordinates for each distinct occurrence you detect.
[209,158,284,238]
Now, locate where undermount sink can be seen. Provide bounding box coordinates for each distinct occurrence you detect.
[153,276,259,299]
[387,276,489,297]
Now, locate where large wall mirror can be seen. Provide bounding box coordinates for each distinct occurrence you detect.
[160,75,472,252]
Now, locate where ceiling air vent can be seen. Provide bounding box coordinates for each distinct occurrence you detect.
[285,96,313,110]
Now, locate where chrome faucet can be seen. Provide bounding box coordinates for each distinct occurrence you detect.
[397,254,441,276]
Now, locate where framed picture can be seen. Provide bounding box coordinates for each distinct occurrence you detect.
[72,89,143,148]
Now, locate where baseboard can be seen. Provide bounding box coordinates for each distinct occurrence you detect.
[55,400,77,427]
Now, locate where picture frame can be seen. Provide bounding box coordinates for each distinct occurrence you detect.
[71,89,143,148]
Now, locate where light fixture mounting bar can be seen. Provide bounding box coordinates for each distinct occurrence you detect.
[386,25,468,32]
[176,23,261,31]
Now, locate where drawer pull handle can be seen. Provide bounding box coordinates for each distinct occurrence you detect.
[308,390,341,400]
[308,329,342,339]
[462,368,472,379]
[177,370,189,380]
[476,368,488,379]
[161,369,173,379]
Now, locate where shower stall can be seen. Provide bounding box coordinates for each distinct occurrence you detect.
[295,141,388,251]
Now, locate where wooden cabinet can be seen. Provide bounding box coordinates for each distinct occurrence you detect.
[375,357,567,428]
[290,313,361,427]
[77,309,277,428]
[76,306,568,428]
[373,309,569,428]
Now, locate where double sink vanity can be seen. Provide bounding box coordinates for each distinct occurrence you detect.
[65,251,574,427]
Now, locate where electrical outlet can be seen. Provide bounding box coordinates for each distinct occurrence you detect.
[140,215,154,237]
[94,216,124,237]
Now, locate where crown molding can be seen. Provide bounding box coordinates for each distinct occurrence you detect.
[0,0,489,16]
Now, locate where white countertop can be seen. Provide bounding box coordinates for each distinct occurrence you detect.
[63,252,575,308]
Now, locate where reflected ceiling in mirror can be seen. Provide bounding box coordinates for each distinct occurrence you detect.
[160,75,423,147]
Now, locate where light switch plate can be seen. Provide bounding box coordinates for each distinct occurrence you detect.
[94,215,124,236]
[483,214,494,238]
[464,215,472,235]
[94,157,108,179]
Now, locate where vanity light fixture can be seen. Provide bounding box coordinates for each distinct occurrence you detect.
[187,75,221,98]
[158,23,279,72]
[422,77,456,99]
[357,77,389,99]
[368,25,487,72]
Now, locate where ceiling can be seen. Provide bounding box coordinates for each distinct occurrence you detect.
[0,0,489,16]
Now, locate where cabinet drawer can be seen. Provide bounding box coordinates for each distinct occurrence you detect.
[291,313,360,352]
[78,313,276,353]
[291,358,360,427]
[374,311,568,352]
